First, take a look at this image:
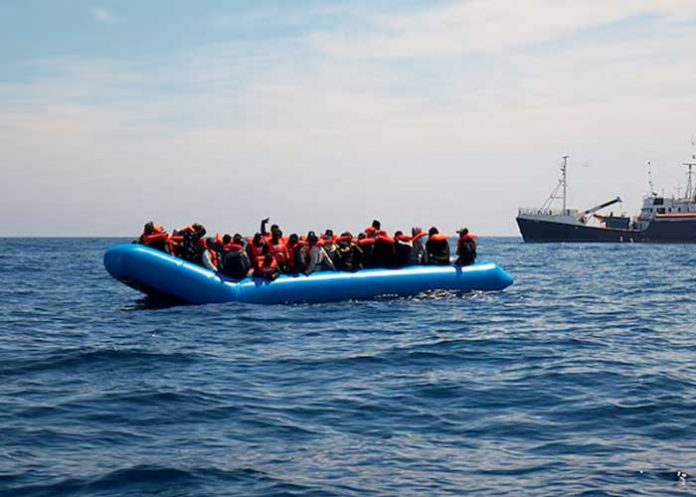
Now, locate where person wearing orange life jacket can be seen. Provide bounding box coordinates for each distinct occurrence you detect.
[455,228,478,266]
[246,233,266,268]
[201,236,222,272]
[170,223,206,263]
[137,221,170,253]
[425,227,451,265]
[221,234,252,279]
[267,230,288,271]
[284,233,305,274]
[304,232,336,275]
[254,248,280,280]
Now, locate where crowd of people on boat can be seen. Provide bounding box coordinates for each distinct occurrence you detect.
[135,219,477,280]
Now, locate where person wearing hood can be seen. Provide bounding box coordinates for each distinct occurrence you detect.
[409,227,428,265]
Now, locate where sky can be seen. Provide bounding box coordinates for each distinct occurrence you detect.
[2,0,696,236]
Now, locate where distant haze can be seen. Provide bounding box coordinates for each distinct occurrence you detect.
[2,1,696,236]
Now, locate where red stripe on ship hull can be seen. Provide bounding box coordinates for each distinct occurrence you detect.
[655,213,696,219]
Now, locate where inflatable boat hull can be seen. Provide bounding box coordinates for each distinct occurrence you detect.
[104,244,513,305]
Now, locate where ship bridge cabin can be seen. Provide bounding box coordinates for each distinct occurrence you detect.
[639,195,696,219]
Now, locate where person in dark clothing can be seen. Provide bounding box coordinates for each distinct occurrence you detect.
[335,232,363,272]
[425,227,451,265]
[175,223,206,265]
[356,233,375,268]
[393,231,413,268]
[372,231,395,268]
[285,233,305,274]
[260,218,281,240]
[221,234,252,279]
[455,228,477,266]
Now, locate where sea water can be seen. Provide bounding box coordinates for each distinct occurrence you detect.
[1,238,694,496]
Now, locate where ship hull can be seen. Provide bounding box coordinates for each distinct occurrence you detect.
[516,217,696,243]
[516,217,638,243]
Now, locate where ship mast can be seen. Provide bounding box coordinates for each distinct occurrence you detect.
[685,138,696,200]
[561,155,569,213]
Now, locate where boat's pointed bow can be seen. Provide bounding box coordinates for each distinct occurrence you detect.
[103,244,129,280]
[496,265,514,289]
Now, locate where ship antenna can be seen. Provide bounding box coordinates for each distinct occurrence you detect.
[561,155,569,214]
[647,161,655,196]
[684,137,696,200]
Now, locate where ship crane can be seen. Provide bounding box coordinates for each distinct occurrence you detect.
[579,196,622,223]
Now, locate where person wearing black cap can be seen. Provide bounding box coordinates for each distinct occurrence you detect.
[455,228,477,266]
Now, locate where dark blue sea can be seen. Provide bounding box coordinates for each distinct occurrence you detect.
[1,238,694,496]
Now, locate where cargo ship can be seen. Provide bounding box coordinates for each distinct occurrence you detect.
[516,152,696,243]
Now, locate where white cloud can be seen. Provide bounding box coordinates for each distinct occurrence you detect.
[313,0,696,58]
[90,7,114,23]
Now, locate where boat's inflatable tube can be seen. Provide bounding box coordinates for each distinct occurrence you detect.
[104,243,513,305]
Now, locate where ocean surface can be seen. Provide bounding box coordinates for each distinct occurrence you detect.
[1,237,694,497]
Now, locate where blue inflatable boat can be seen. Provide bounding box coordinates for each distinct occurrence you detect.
[104,243,513,305]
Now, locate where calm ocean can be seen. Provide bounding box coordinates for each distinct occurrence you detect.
[1,238,694,496]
